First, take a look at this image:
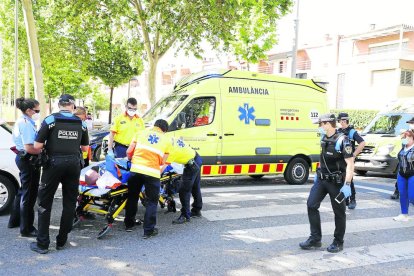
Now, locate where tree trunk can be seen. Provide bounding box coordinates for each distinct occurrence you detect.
[21,0,47,117]
[108,87,114,124]
[48,95,51,113]
[24,60,30,98]
[147,57,158,106]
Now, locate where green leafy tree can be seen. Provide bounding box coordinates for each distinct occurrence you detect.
[230,1,287,70]
[87,37,138,123]
[50,0,292,106]
[85,89,110,119]
[0,0,94,115]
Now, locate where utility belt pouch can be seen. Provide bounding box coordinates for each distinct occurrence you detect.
[18,151,29,160]
[334,172,343,184]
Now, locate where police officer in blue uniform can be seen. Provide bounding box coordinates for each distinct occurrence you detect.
[30,94,89,254]
[8,98,42,237]
[300,113,354,253]
[337,112,366,209]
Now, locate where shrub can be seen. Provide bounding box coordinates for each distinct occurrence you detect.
[330,109,379,131]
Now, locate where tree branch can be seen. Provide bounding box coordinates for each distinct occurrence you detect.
[158,13,189,57]
[153,13,161,60]
[131,0,153,60]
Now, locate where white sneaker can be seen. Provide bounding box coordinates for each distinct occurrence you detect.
[393,214,409,222]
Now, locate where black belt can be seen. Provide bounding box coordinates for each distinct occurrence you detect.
[17,151,33,159]
[49,154,79,158]
[317,171,341,180]
[186,152,199,166]
[187,158,196,166]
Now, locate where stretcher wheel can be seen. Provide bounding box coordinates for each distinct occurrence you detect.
[73,215,84,228]
[97,224,112,239]
[167,200,176,213]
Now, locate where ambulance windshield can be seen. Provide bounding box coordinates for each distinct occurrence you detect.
[143,95,188,125]
[362,113,414,136]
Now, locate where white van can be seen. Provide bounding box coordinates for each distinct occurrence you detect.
[355,98,414,175]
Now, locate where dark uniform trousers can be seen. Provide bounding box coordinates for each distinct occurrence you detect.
[179,153,203,218]
[307,177,346,244]
[114,142,128,158]
[9,154,40,234]
[125,172,160,234]
[37,155,81,248]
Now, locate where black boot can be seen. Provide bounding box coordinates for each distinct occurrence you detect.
[299,237,322,250]
[390,189,399,200]
[327,240,343,253]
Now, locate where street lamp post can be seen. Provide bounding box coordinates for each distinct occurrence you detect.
[14,0,19,120]
[128,77,138,98]
[291,0,300,78]
[0,38,3,118]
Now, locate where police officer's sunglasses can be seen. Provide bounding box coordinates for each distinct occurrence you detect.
[32,109,40,113]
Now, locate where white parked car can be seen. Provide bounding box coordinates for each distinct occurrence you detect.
[0,119,20,214]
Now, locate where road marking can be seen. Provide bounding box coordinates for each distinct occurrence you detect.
[203,200,397,221]
[203,192,310,203]
[223,216,413,244]
[202,185,309,193]
[228,240,414,275]
[355,184,393,195]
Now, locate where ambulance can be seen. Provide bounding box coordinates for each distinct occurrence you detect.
[143,70,328,184]
[354,98,414,175]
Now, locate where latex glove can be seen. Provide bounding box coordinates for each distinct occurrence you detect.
[107,150,115,158]
[340,183,352,198]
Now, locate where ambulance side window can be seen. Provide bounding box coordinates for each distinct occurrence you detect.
[172,97,216,130]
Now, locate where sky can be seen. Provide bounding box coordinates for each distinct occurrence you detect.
[275,0,414,51]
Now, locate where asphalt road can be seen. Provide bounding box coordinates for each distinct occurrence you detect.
[1,173,413,276]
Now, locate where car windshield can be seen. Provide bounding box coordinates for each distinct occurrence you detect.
[362,114,414,135]
[143,95,188,125]
[1,122,13,134]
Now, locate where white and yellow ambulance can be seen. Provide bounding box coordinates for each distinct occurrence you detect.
[354,98,414,175]
[143,70,328,184]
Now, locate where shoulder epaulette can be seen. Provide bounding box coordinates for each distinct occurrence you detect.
[335,133,345,152]
[44,114,55,125]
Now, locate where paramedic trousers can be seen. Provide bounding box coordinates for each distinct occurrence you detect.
[179,153,203,218]
[9,154,40,234]
[125,172,160,234]
[114,142,128,158]
[307,178,346,244]
[36,155,80,249]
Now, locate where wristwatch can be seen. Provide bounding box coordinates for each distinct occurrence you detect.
[346,182,351,185]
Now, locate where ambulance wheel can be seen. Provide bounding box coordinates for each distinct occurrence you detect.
[354,170,367,176]
[284,157,309,185]
[250,175,264,179]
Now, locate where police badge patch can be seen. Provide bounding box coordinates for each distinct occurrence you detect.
[344,145,352,154]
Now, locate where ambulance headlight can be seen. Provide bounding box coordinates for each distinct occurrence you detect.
[376,144,395,156]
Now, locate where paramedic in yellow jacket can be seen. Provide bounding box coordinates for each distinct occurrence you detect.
[167,138,203,224]
[108,98,145,158]
[125,119,171,238]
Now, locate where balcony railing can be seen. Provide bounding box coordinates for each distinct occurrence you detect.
[348,48,414,64]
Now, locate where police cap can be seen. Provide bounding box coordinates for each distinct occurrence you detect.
[406,117,414,124]
[337,112,349,121]
[59,94,76,105]
[315,113,336,124]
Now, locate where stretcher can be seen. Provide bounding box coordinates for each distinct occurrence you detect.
[74,157,181,239]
